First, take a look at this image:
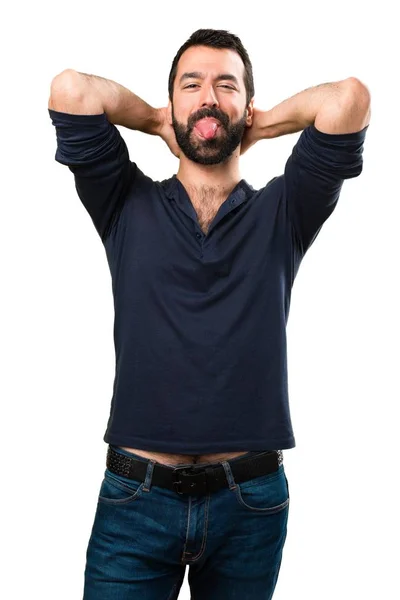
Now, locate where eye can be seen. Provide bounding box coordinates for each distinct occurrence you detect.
[184,83,235,90]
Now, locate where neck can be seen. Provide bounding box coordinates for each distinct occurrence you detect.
[176,152,242,198]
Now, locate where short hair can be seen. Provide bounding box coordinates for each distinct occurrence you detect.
[168,29,255,105]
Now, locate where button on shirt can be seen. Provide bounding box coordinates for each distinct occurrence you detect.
[49,108,368,453]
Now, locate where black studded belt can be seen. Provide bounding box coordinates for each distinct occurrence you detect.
[106,446,283,496]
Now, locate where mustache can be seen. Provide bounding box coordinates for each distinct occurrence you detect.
[187,107,230,131]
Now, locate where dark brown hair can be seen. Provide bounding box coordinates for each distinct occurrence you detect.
[168,29,255,105]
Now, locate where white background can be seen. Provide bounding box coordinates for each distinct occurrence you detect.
[2,0,399,598]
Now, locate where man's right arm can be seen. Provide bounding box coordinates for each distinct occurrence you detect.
[48,69,162,132]
[48,69,167,241]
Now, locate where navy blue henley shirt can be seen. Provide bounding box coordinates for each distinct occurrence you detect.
[49,108,368,453]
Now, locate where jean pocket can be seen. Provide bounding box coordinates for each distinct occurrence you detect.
[98,469,144,505]
[234,465,290,513]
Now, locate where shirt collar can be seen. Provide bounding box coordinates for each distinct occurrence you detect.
[163,174,255,203]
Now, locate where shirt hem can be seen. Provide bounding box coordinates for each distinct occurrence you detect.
[103,432,296,453]
[48,108,107,123]
[311,122,369,141]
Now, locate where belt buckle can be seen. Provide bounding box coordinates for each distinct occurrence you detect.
[172,465,208,495]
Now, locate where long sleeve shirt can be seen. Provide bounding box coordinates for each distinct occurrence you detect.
[49,108,368,452]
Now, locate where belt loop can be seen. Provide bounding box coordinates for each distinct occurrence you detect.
[220,460,237,490]
[142,459,156,492]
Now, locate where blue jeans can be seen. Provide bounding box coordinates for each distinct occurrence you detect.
[83,446,290,599]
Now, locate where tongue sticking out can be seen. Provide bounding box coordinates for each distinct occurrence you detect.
[194,119,219,140]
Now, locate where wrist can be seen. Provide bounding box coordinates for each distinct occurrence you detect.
[134,106,160,136]
[141,107,160,135]
[150,107,164,136]
[250,109,287,141]
[259,107,309,139]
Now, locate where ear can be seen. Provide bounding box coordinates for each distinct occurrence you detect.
[167,100,173,126]
[245,98,255,126]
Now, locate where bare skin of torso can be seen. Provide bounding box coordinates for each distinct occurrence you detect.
[120,447,249,466]
[121,193,250,466]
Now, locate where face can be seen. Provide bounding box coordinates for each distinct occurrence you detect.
[168,45,253,165]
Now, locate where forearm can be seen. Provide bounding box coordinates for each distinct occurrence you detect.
[256,77,367,139]
[49,69,161,134]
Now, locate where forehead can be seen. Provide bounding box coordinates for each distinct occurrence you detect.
[176,45,245,85]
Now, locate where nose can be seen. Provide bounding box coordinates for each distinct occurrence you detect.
[199,85,219,108]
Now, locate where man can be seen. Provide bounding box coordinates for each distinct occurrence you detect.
[48,28,370,600]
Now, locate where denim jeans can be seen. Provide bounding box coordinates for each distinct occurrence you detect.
[83,446,290,599]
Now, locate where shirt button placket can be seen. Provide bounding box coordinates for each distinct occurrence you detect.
[195,231,204,258]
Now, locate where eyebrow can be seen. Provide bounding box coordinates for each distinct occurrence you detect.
[179,72,239,86]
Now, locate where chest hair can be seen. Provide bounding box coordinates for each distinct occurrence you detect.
[188,184,226,235]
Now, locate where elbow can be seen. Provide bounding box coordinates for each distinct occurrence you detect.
[342,77,371,107]
[51,67,79,86]
[50,69,84,97]
[49,69,86,110]
[341,77,372,128]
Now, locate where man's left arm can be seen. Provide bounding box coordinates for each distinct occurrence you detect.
[243,78,371,255]
[243,77,371,144]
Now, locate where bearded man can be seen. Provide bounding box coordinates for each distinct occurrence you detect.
[48,28,370,600]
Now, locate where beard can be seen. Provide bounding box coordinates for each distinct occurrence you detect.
[172,105,247,165]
